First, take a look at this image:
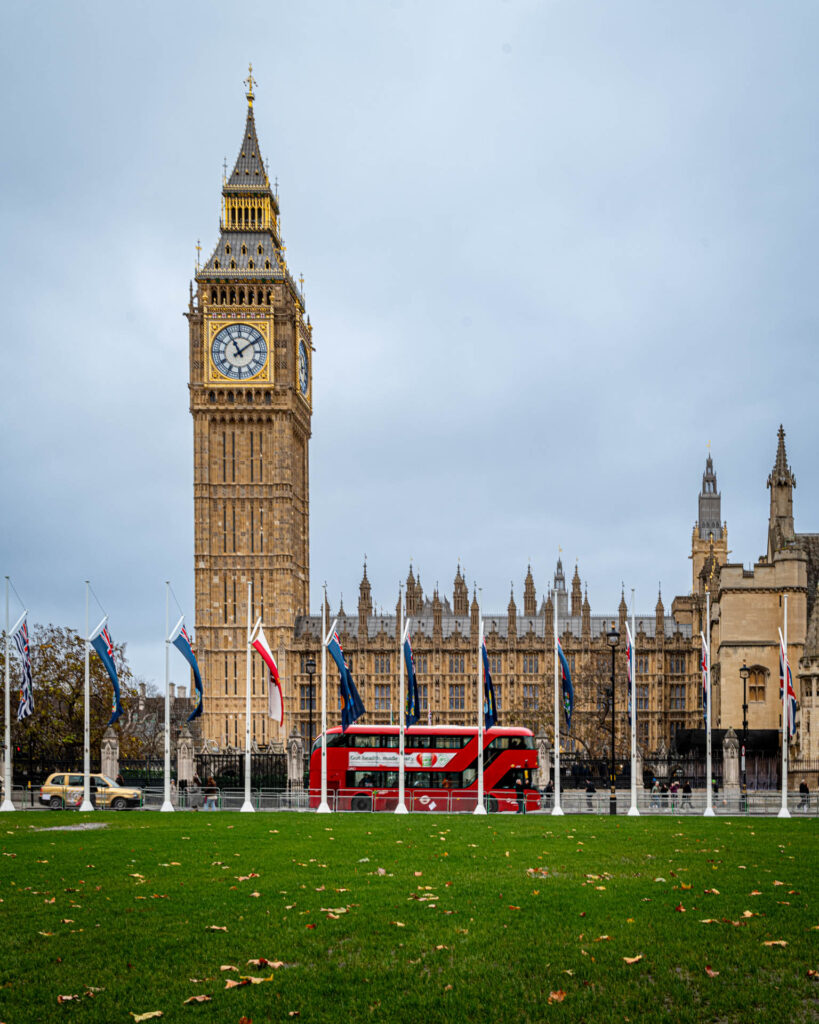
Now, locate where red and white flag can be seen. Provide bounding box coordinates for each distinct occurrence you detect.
[252,625,283,725]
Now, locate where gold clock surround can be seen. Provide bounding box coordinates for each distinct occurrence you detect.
[205,315,273,385]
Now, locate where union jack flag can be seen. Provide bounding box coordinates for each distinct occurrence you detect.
[14,619,33,721]
[779,642,798,738]
[91,623,123,725]
[172,622,204,723]
[700,635,708,725]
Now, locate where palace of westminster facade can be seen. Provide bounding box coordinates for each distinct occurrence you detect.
[187,79,819,762]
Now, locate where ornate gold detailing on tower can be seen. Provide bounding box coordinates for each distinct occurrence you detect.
[244,63,256,108]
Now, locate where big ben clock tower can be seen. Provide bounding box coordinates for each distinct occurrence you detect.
[186,69,312,747]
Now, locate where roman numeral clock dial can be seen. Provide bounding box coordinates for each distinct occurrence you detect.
[211,323,267,380]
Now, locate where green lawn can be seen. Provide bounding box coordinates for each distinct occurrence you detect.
[0,812,817,1023]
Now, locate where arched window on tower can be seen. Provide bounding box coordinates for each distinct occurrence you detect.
[248,285,254,303]
[230,259,236,269]
[213,260,220,269]
[229,288,236,304]
[257,244,263,255]
[248,259,254,270]
[211,288,217,304]
[220,288,227,303]
[257,289,263,304]
[241,244,247,256]
[265,260,271,270]
[208,391,216,403]
[225,243,231,254]
[239,287,245,304]
[250,208,256,225]
[231,209,236,226]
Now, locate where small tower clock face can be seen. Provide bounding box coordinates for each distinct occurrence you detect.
[298,340,309,395]
[211,324,267,380]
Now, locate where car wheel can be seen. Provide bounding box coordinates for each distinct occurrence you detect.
[49,796,64,810]
[111,797,126,810]
[351,795,371,812]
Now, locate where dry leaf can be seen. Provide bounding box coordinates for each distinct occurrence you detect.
[414,871,422,877]
[249,892,261,898]
[593,935,611,942]
[183,995,212,1004]
[548,990,566,1003]
[206,925,228,932]
[247,958,284,968]
[220,965,238,972]
[225,979,251,989]
[763,940,788,947]
[130,1014,163,1022]
[807,969,819,981]
[675,904,686,913]
[705,966,719,977]
[57,995,80,1003]
[392,921,405,927]
[623,955,643,964]
[700,919,719,924]
[750,890,762,896]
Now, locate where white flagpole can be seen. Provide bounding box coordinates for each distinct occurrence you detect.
[317,586,331,813]
[627,603,639,816]
[778,595,791,818]
[80,582,94,812]
[240,580,254,812]
[704,589,714,816]
[474,612,487,814]
[396,589,408,814]
[161,582,173,812]
[1,578,13,812]
[552,589,564,815]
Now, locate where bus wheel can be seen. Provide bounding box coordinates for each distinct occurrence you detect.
[351,795,371,812]
[485,795,498,813]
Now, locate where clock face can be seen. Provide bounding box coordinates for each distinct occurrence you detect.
[298,340,309,395]
[211,324,267,380]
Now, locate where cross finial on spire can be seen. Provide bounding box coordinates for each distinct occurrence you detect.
[245,63,256,107]
[195,239,201,269]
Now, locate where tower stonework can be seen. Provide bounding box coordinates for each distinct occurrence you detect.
[691,453,728,591]
[187,76,312,747]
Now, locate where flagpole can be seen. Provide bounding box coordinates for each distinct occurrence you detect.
[396,588,408,814]
[627,593,639,816]
[552,589,564,815]
[80,582,94,812]
[778,594,791,818]
[160,582,173,812]
[703,589,714,817]
[240,580,254,813]
[317,585,331,813]
[1,578,13,812]
[474,610,487,814]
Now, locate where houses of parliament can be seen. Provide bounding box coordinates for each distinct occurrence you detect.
[187,77,819,764]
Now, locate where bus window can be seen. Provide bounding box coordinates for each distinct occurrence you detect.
[380,734,399,749]
[409,772,431,788]
[410,735,432,749]
[462,766,477,787]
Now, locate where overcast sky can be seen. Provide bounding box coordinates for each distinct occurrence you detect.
[2,1,818,688]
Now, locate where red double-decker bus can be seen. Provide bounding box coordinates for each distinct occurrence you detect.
[308,724,540,812]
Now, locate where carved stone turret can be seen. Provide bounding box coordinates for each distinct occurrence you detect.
[571,564,582,618]
[507,587,517,639]
[453,563,468,616]
[523,565,536,617]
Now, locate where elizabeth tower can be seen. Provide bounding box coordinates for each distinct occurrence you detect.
[186,72,312,747]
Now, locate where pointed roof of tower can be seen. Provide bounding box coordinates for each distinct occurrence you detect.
[768,424,796,489]
[619,588,628,614]
[655,589,664,615]
[226,67,270,191]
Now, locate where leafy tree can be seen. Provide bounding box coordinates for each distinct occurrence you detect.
[0,622,144,764]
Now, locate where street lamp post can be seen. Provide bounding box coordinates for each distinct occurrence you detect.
[606,624,620,816]
[740,661,750,809]
[306,657,317,752]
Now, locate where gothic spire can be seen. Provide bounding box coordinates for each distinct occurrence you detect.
[767,424,796,557]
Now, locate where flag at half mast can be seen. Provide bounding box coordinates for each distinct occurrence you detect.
[481,633,498,729]
[90,624,123,725]
[14,619,33,721]
[403,631,420,726]
[252,625,283,726]
[779,640,797,738]
[327,630,365,732]
[170,623,204,722]
[557,639,574,730]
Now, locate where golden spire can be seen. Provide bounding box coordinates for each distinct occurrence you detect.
[244,62,256,108]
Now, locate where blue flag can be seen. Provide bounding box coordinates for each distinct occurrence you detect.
[327,630,365,731]
[172,624,204,722]
[626,639,633,726]
[481,637,498,728]
[90,625,123,725]
[557,640,574,731]
[404,632,420,726]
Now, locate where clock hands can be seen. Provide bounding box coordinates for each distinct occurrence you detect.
[233,338,255,358]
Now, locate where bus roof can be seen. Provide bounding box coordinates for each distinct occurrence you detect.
[323,724,534,736]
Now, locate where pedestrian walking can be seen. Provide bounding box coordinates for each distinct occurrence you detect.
[543,778,554,810]
[682,780,692,810]
[799,779,810,811]
[650,778,660,809]
[204,776,218,811]
[585,779,596,812]
[514,776,526,814]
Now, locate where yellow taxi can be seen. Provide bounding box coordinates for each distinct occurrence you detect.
[39,772,142,810]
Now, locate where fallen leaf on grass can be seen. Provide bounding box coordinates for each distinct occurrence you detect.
[623,955,643,964]
[206,925,227,932]
[675,904,686,913]
[773,881,785,887]
[225,979,251,990]
[704,888,720,895]
[705,966,719,977]
[249,892,261,898]
[391,921,405,927]
[807,970,819,981]
[593,935,611,942]
[183,995,212,1004]
[414,871,423,877]
[548,990,566,1003]
[220,965,238,972]
[57,994,80,1003]
[750,890,762,896]
[305,924,316,930]
[763,940,788,947]
[700,919,719,924]
[247,959,284,968]
[435,945,448,950]
[508,905,521,911]
[289,1013,300,1019]
[130,1014,163,1022]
